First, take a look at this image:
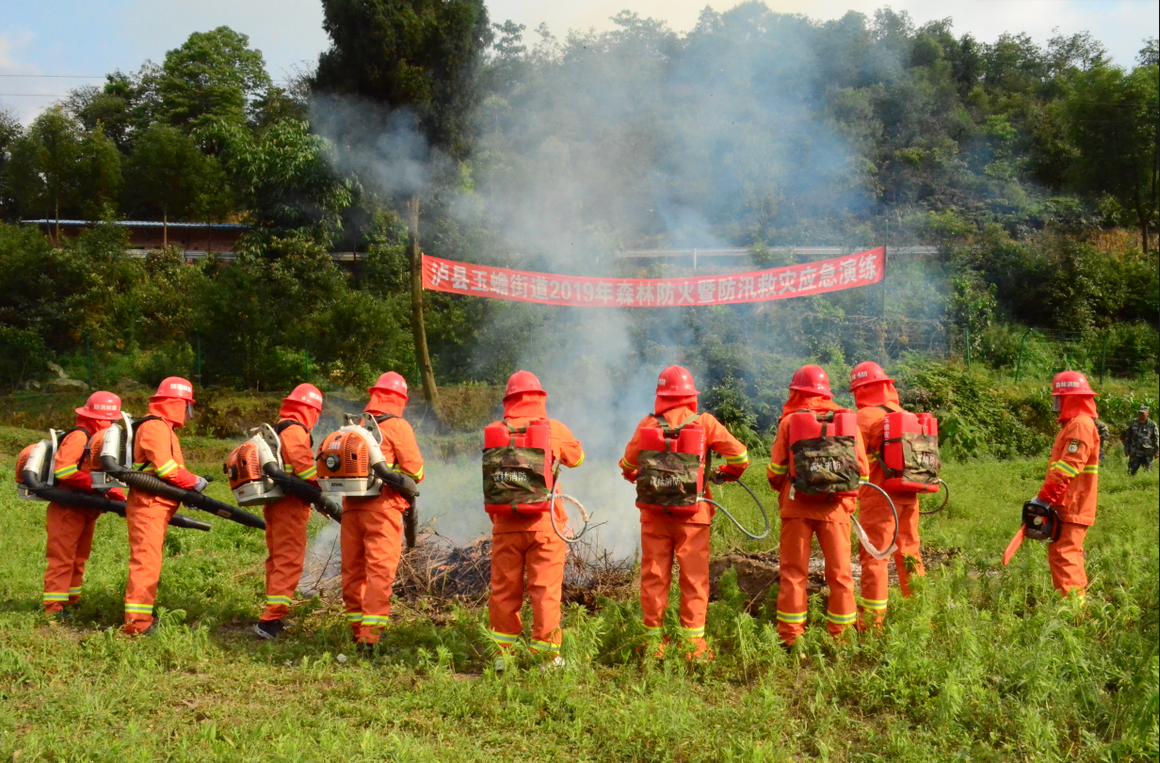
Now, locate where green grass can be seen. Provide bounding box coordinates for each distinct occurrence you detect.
[0,426,1157,762]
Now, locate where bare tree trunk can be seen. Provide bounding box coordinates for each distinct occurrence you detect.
[1135,183,1150,254]
[163,209,168,249]
[54,195,60,248]
[407,194,439,410]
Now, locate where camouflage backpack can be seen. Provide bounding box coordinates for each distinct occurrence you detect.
[635,414,706,512]
[786,409,861,497]
[482,420,554,513]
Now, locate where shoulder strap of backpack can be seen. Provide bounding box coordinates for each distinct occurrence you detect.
[653,412,700,437]
[130,415,164,447]
[58,427,91,467]
[373,413,399,423]
[275,418,313,449]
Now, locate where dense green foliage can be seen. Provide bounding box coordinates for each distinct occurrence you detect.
[0,431,1156,761]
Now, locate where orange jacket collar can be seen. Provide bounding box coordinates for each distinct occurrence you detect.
[504,392,548,420]
[853,380,900,409]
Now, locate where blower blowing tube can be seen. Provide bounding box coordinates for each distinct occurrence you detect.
[260,462,344,523]
[22,467,211,531]
[101,454,266,530]
[370,462,418,549]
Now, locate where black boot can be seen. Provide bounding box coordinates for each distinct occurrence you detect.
[254,619,285,640]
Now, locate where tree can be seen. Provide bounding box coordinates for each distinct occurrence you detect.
[314,0,493,407]
[124,123,215,245]
[207,119,351,241]
[1065,63,1160,252]
[7,108,84,241]
[157,27,273,131]
[0,108,21,221]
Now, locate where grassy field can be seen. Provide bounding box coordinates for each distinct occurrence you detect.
[0,424,1157,762]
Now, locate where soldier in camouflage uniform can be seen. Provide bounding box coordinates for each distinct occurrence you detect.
[1124,406,1159,475]
[1093,418,1110,463]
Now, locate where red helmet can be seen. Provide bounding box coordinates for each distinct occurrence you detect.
[76,391,122,420]
[504,370,545,400]
[790,365,833,398]
[283,383,324,410]
[849,361,894,391]
[1052,371,1096,396]
[368,372,408,400]
[656,365,698,397]
[151,376,195,402]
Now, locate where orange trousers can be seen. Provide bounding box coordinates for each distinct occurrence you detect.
[44,504,99,613]
[260,497,312,622]
[640,520,711,643]
[1047,522,1089,595]
[341,508,403,644]
[858,494,924,626]
[124,503,178,634]
[488,531,567,654]
[777,516,856,645]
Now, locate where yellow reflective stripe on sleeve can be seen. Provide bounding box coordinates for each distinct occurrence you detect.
[620,457,636,470]
[155,460,179,477]
[573,451,586,467]
[1082,464,1098,474]
[767,462,788,475]
[284,464,295,473]
[725,450,749,465]
[1051,461,1079,478]
[53,465,79,478]
[868,453,878,464]
[296,465,318,480]
[397,465,423,480]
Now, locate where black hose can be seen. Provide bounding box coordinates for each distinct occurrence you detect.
[23,469,210,531]
[370,463,418,548]
[919,479,950,516]
[701,475,770,540]
[102,455,265,530]
[262,463,343,523]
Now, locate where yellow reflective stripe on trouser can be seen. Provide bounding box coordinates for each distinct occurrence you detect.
[362,615,388,627]
[776,610,807,623]
[826,610,857,625]
[155,460,179,477]
[725,450,749,465]
[768,462,788,475]
[489,630,519,647]
[346,612,363,623]
[43,592,70,602]
[643,623,663,636]
[859,597,888,611]
[69,587,82,596]
[1082,464,1098,474]
[266,595,292,606]
[53,465,79,478]
[530,639,560,654]
[125,603,154,613]
[678,625,705,639]
[1051,461,1079,478]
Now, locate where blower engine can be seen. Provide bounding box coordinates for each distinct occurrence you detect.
[880,410,941,493]
[89,414,132,492]
[316,414,418,502]
[786,409,861,498]
[634,415,706,514]
[482,419,555,513]
[14,435,58,501]
[225,425,285,506]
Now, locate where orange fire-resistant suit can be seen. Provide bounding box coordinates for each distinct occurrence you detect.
[767,392,870,646]
[43,418,123,613]
[1037,395,1100,595]
[486,393,584,657]
[124,398,200,634]
[854,381,924,627]
[340,391,424,644]
[259,404,320,623]
[621,396,750,655]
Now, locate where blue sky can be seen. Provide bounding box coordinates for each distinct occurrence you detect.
[2,0,1157,123]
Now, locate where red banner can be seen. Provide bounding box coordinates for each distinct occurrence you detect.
[422,247,883,307]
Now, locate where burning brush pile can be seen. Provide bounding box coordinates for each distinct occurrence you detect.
[299,532,636,610]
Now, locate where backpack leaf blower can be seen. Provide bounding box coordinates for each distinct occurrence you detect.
[16,439,210,531]
[316,414,419,547]
[99,423,266,530]
[225,424,343,522]
[787,409,898,560]
[1002,499,1063,565]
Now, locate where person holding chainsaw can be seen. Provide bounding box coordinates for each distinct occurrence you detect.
[254,383,325,640]
[43,391,125,616]
[340,372,424,647]
[1014,371,1101,596]
[123,376,207,635]
[621,365,750,659]
[767,365,869,647]
[849,361,924,628]
[485,371,585,666]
